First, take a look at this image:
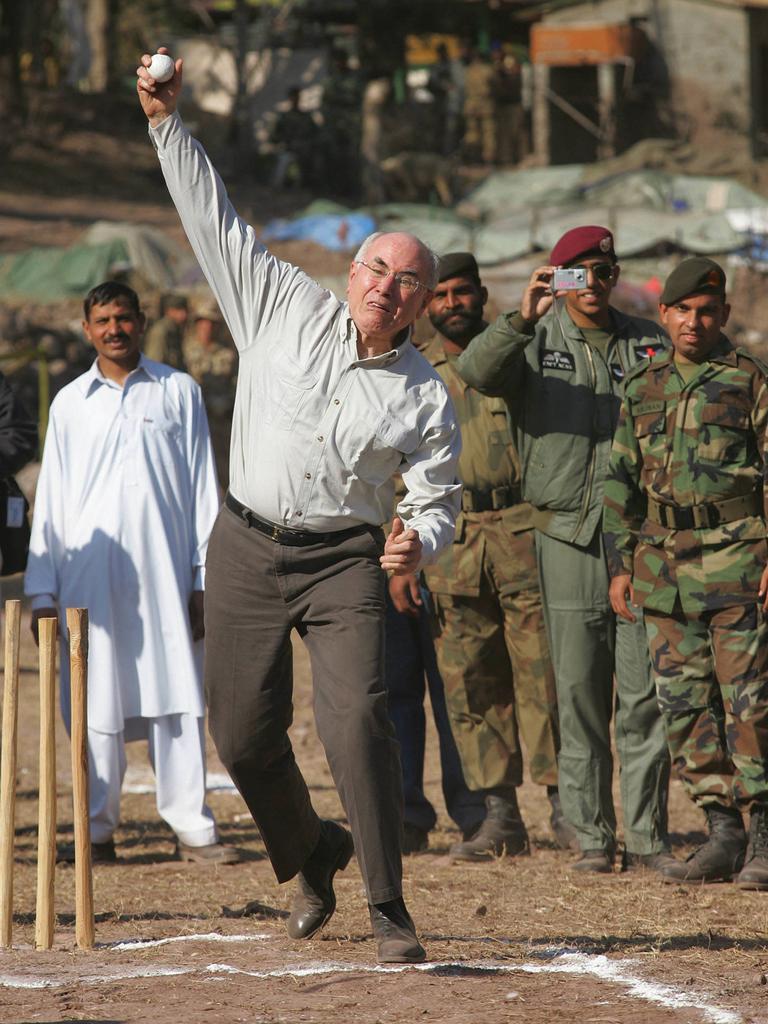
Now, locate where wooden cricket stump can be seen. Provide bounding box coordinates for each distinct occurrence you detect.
[68,608,94,949]
[0,604,94,950]
[35,616,57,950]
[0,600,21,948]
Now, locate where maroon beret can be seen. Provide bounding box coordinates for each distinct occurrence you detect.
[550,225,616,267]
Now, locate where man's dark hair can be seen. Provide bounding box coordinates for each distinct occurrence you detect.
[160,292,188,316]
[83,281,141,319]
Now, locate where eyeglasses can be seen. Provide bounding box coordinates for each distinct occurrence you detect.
[356,259,425,294]
[572,262,614,282]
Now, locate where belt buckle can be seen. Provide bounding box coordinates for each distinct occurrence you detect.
[271,524,281,542]
[705,504,721,529]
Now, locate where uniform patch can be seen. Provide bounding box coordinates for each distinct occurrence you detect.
[636,342,664,359]
[611,364,625,382]
[542,349,576,372]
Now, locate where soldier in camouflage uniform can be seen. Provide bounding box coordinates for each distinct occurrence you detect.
[457,226,673,875]
[143,292,188,370]
[604,257,768,888]
[184,297,236,488]
[393,252,571,861]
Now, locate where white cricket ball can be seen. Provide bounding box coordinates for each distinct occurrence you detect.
[148,53,175,83]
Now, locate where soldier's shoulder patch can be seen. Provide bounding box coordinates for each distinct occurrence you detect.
[623,358,654,385]
[735,347,768,378]
[633,340,666,361]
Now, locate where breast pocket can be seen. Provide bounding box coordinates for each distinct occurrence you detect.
[265,356,318,430]
[353,412,414,488]
[698,403,751,463]
[633,405,668,470]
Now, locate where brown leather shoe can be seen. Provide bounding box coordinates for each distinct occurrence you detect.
[286,820,354,940]
[176,841,241,865]
[369,898,426,964]
[571,848,614,874]
[622,849,679,874]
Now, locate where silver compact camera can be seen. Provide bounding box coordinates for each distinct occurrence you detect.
[552,267,587,292]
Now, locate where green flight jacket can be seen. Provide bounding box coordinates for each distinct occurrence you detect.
[456,305,668,547]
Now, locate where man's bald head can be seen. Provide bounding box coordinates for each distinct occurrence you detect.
[354,232,440,290]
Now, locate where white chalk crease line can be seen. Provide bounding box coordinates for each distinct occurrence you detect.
[0,947,741,1024]
[111,932,270,951]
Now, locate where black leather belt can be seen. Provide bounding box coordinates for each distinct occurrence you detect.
[647,491,761,530]
[461,485,522,513]
[225,492,377,547]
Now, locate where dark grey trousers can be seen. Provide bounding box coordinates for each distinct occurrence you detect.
[204,503,403,903]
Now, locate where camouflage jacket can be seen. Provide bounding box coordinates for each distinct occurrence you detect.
[420,333,535,597]
[456,306,667,547]
[183,338,236,417]
[603,336,768,614]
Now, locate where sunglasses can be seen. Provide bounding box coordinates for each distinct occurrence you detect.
[571,263,614,282]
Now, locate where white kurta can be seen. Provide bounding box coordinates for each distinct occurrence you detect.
[25,356,220,733]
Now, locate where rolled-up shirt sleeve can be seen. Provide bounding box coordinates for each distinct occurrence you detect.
[397,381,461,566]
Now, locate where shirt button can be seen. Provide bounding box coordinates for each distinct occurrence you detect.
[317,435,323,442]
[296,511,303,517]
[334,399,340,405]
[305,473,311,479]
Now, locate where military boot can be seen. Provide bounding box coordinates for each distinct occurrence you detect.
[449,788,529,863]
[660,803,746,883]
[735,805,768,890]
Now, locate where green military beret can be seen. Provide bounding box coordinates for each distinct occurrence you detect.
[438,252,480,284]
[659,257,726,305]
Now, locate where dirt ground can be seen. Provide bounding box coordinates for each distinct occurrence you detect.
[0,587,766,1024]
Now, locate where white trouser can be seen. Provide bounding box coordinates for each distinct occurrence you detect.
[88,714,218,847]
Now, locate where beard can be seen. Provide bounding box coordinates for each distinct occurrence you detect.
[430,308,482,344]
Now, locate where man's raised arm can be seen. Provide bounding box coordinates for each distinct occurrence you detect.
[455,264,554,394]
[136,49,318,355]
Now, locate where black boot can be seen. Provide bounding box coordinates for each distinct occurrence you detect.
[661,803,746,883]
[449,788,529,862]
[547,786,578,851]
[369,897,426,963]
[286,820,354,939]
[736,805,768,890]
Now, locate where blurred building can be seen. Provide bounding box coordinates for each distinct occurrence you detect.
[532,0,768,163]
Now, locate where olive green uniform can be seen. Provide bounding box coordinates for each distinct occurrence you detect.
[457,306,671,857]
[143,317,186,371]
[420,334,559,792]
[604,337,768,811]
[463,59,496,164]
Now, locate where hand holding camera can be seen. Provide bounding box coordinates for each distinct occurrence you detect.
[520,266,557,324]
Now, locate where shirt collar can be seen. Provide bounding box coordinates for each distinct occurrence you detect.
[78,354,158,396]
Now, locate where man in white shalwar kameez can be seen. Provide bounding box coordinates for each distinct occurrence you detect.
[25,281,238,864]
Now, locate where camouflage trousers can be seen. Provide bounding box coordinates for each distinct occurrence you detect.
[644,602,768,809]
[430,526,559,791]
